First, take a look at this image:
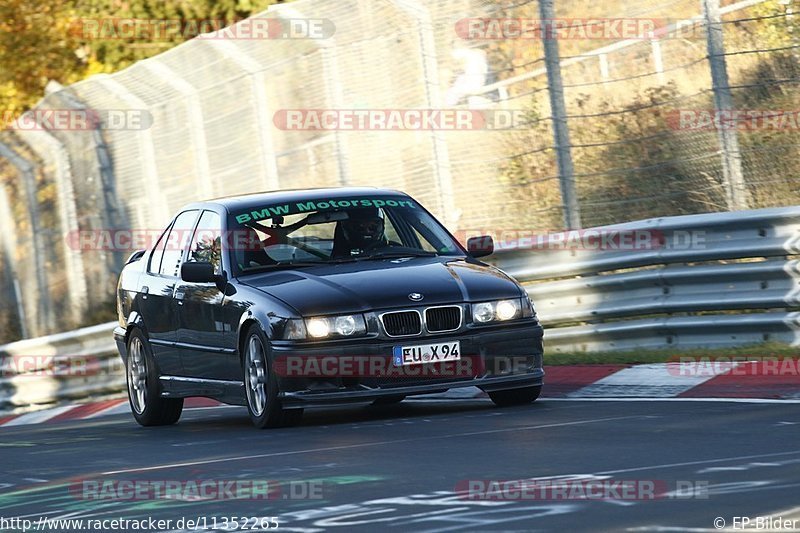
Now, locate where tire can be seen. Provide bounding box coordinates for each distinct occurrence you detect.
[371,395,406,406]
[126,329,183,426]
[488,385,541,407]
[243,325,303,429]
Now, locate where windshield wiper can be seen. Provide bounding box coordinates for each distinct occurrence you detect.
[241,261,324,273]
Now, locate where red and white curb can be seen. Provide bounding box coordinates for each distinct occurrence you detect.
[543,361,800,399]
[1,362,798,428]
[0,397,221,428]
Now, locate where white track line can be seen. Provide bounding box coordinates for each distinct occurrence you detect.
[544,398,800,403]
[596,449,800,476]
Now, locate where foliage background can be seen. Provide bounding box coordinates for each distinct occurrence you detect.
[0,0,284,120]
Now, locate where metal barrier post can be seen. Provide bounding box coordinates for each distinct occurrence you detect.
[539,0,582,229]
[702,0,749,210]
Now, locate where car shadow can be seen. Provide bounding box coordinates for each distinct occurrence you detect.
[171,397,546,431]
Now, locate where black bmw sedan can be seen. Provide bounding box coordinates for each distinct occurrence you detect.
[114,188,544,428]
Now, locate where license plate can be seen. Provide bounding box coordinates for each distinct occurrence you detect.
[392,341,461,367]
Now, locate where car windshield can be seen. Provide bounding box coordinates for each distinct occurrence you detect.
[230,195,464,273]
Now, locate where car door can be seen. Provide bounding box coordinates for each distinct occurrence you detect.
[175,209,237,379]
[138,209,199,375]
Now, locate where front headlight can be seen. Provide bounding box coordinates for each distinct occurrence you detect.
[306,317,331,338]
[471,298,523,324]
[283,314,367,340]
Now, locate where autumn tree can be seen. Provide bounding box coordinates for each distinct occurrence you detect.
[0,0,284,120]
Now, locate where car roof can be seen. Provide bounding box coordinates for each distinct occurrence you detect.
[188,187,412,213]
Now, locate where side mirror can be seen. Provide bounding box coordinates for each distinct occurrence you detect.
[125,249,146,265]
[181,262,217,283]
[467,235,494,258]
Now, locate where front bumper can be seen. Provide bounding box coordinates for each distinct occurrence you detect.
[272,321,544,408]
[278,372,543,408]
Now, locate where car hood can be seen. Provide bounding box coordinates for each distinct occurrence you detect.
[238,257,523,316]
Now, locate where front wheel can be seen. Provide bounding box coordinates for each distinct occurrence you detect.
[243,325,303,429]
[488,385,541,407]
[126,329,183,426]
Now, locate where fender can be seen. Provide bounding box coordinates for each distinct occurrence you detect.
[232,283,301,359]
[125,310,147,338]
[114,310,146,363]
[236,306,286,358]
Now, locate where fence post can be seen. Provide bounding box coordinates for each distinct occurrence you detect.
[142,60,215,200]
[209,39,281,191]
[539,0,582,229]
[321,44,349,187]
[702,0,749,210]
[47,82,127,282]
[269,4,351,187]
[0,180,28,339]
[598,53,610,79]
[15,126,89,325]
[0,141,54,335]
[651,39,665,84]
[781,0,800,65]
[94,75,169,225]
[394,0,458,226]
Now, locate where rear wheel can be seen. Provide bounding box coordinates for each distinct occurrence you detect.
[126,329,183,426]
[243,325,303,428]
[488,385,541,407]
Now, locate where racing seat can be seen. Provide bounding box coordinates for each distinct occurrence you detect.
[330,222,352,260]
[237,227,272,269]
[330,221,400,259]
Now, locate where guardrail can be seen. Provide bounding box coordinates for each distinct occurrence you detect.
[1,206,798,409]
[487,206,800,352]
[0,322,118,410]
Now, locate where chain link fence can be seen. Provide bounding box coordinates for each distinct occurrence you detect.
[0,0,798,341]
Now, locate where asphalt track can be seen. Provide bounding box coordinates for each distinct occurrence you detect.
[1,398,799,532]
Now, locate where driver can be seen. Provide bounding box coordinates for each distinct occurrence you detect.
[336,207,389,256]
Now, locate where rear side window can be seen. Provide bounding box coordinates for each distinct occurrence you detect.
[159,210,199,277]
[148,224,171,274]
[185,210,223,275]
